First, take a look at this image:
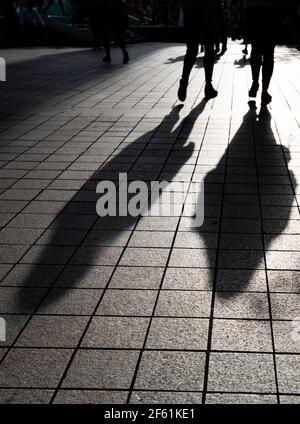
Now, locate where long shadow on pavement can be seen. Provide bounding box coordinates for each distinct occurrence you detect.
[17,100,209,310]
[199,103,296,298]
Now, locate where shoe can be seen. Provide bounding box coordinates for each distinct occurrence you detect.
[102,56,111,62]
[205,83,218,100]
[249,82,259,97]
[178,78,188,102]
[123,51,129,64]
[261,92,272,106]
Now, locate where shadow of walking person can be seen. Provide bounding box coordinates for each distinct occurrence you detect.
[196,103,296,299]
[16,100,209,312]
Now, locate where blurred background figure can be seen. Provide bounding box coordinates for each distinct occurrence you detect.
[244,0,290,105]
[100,0,130,64]
[215,0,228,55]
[20,1,45,46]
[178,0,225,102]
[0,0,20,46]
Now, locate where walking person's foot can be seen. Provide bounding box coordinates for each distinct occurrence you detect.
[205,82,218,100]
[261,91,272,106]
[123,51,129,64]
[178,78,188,102]
[103,56,111,62]
[249,82,259,97]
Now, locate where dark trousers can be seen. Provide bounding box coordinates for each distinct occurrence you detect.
[250,42,275,92]
[182,41,215,83]
[102,28,126,57]
[246,6,278,92]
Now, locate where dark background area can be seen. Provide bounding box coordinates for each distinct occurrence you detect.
[0,0,300,47]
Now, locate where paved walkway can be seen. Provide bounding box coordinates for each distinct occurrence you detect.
[0,42,299,404]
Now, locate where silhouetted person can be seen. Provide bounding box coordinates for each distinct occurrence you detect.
[101,0,129,64]
[178,0,224,102]
[1,0,20,46]
[88,0,103,49]
[20,1,45,46]
[244,0,288,105]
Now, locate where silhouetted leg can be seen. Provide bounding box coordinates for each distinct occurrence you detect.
[204,42,218,99]
[103,28,111,61]
[182,41,199,81]
[116,32,129,64]
[203,42,215,82]
[178,41,198,101]
[261,44,274,104]
[249,43,262,97]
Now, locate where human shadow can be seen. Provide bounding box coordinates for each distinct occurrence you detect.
[197,103,296,298]
[17,100,209,309]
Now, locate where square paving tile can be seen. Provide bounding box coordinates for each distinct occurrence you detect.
[280,395,300,404]
[56,265,114,289]
[109,266,164,289]
[119,247,170,267]
[62,349,139,389]
[162,268,212,290]
[214,293,270,319]
[273,321,300,353]
[128,231,174,248]
[276,354,300,394]
[205,393,277,404]
[82,316,149,349]
[216,270,267,292]
[208,352,276,393]
[20,245,76,265]
[266,251,300,270]
[130,391,203,404]
[53,390,128,404]
[169,248,215,268]
[1,264,62,287]
[97,289,157,316]
[83,230,132,247]
[0,245,30,264]
[71,247,123,266]
[0,287,47,314]
[146,318,209,350]
[270,293,300,320]
[211,319,273,352]
[134,351,206,391]
[268,271,300,293]
[155,291,212,317]
[37,288,102,315]
[0,389,54,404]
[0,348,72,388]
[16,315,89,347]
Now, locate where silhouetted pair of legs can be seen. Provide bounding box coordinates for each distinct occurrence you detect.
[246,5,278,105]
[249,42,275,105]
[102,29,129,64]
[178,41,217,102]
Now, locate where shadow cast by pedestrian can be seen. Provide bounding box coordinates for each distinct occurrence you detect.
[17,100,209,310]
[197,103,296,298]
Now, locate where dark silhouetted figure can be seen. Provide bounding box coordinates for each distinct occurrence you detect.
[178,0,224,101]
[20,1,45,46]
[244,0,288,105]
[101,0,129,64]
